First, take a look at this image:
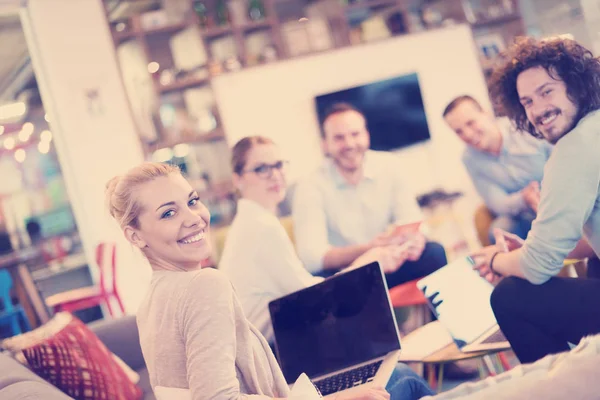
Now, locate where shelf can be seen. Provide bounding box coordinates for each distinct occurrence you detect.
[345,0,398,11]
[201,25,234,38]
[200,19,274,38]
[143,21,190,37]
[158,76,210,94]
[145,129,226,151]
[471,13,521,29]
[240,18,274,32]
[113,30,137,44]
[113,20,192,44]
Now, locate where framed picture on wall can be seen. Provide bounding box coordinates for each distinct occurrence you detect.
[475,33,505,63]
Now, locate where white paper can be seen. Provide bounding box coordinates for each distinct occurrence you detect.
[399,321,454,361]
[417,257,498,345]
[290,373,322,399]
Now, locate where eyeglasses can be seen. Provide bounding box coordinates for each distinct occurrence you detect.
[244,160,289,179]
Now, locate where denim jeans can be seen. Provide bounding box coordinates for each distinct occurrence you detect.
[386,363,434,400]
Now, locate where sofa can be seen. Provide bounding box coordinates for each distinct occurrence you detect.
[0,315,155,400]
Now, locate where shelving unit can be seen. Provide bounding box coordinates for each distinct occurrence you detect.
[471,12,521,29]
[105,0,524,223]
[157,75,210,93]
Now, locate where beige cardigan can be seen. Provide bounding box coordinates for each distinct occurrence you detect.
[137,268,290,399]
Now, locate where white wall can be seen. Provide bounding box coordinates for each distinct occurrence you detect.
[212,25,489,242]
[20,0,149,314]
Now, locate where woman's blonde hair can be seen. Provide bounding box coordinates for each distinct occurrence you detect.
[105,162,181,229]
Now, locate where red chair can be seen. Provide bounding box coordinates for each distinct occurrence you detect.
[389,279,427,308]
[45,242,126,317]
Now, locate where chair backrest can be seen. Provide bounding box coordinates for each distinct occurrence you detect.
[0,270,15,312]
[96,242,117,295]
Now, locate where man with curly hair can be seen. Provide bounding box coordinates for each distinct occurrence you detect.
[471,36,600,364]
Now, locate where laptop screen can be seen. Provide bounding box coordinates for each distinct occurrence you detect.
[269,262,401,383]
[416,256,498,348]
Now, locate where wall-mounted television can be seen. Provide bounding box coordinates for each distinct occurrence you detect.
[315,73,431,151]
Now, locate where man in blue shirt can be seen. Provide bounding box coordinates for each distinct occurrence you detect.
[443,95,553,242]
[472,37,600,364]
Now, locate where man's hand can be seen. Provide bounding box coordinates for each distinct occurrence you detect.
[370,231,407,248]
[471,228,520,284]
[493,228,525,252]
[370,222,422,248]
[351,244,410,274]
[471,245,502,284]
[404,232,426,261]
[521,181,541,212]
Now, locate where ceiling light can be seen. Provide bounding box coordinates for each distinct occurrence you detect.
[0,102,27,122]
[44,113,50,122]
[151,147,173,163]
[38,141,50,154]
[14,149,26,163]
[40,130,52,142]
[3,137,15,150]
[173,143,190,158]
[18,122,34,142]
[147,62,160,74]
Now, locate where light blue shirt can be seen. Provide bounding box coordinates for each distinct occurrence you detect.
[292,150,422,273]
[520,109,600,284]
[462,118,553,217]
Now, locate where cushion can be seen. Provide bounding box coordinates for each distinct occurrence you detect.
[1,312,142,400]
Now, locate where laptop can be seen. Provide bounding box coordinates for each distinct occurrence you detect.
[416,256,510,353]
[269,262,401,397]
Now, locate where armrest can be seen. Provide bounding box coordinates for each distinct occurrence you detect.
[88,316,146,371]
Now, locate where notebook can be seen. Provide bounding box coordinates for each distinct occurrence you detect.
[416,256,510,353]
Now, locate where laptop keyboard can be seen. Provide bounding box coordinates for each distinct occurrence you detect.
[481,329,507,344]
[314,360,383,396]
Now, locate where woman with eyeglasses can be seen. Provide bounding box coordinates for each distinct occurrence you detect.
[220,136,434,400]
[220,136,323,342]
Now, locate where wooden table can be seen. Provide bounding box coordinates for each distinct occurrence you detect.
[0,248,51,328]
[399,321,512,392]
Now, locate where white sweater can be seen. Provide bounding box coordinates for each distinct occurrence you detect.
[220,199,323,342]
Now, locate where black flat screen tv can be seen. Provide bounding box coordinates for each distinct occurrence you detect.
[315,73,431,151]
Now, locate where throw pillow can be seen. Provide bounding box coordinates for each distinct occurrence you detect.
[2,312,142,400]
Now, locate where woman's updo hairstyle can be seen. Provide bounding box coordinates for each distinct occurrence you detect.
[105,162,180,229]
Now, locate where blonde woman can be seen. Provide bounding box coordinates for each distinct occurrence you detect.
[105,162,391,399]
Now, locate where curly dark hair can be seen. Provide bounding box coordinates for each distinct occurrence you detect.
[490,36,600,137]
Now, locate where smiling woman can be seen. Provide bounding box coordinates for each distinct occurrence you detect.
[104,162,291,399]
[105,162,212,271]
[107,165,211,271]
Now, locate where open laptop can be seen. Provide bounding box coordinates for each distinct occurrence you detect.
[416,256,510,353]
[269,262,401,397]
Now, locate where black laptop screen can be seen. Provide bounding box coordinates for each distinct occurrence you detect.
[269,262,401,383]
